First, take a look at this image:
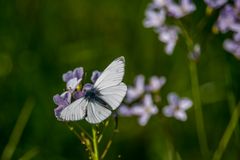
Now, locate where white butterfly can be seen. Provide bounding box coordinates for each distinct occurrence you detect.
[59,56,127,124]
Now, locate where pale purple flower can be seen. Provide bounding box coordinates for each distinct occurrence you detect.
[162,92,192,121]
[91,70,101,83]
[62,67,84,91]
[143,0,195,55]
[180,0,196,15]
[126,75,145,103]
[73,91,84,99]
[118,105,133,116]
[62,67,84,83]
[235,0,240,9]
[131,94,158,126]
[143,8,166,28]
[204,0,227,8]
[153,0,170,7]
[223,33,240,59]
[53,91,71,119]
[146,76,166,92]
[216,5,240,33]
[66,77,82,91]
[157,26,180,54]
[167,0,196,18]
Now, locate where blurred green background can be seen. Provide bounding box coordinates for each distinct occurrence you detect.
[0,0,240,159]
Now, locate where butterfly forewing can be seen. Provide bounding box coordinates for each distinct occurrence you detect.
[94,56,125,90]
[93,56,127,111]
[60,97,88,121]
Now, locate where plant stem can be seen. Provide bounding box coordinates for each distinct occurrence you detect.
[212,105,239,160]
[189,61,209,158]
[1,98,35,160]
[92,127,99,160]
[225,62,240,142]
[101,139,112,160]
[100,128,118,160]
[66,123,94,158]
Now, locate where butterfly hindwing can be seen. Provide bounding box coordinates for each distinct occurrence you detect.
[85,101,112,124]
[60,97,88,121]
[98,82,127,110]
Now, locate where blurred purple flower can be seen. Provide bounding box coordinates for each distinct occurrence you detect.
[146,76,166,92]
[126,75,145,103]
[216,4,240,33]
[53,91,71,119]
[157,26,180,54]
[224,33,240,59]
[204,0,227,8]
[91,70,101,83]
[162,92,192,121]
[143,0,195,55]
[131,94,158,126]
[167,0,196,18]
[144,8,166,28]
[118,105,133,116]
[235,0,240,9]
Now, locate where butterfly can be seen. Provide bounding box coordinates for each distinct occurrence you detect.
[59,56,127,124]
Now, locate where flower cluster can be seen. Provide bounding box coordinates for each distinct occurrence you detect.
[53,67,101,120]
[205,0,240,59]
[119,75,166,126]
[143,0,196,54]
[162,92,192,121]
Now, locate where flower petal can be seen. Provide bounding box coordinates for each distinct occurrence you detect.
[67,77,82,91]
[73,91,84,99]
[138,114,150,126]
[162,105,174,117]
[143,94,153,106]
[73,67,84,80]
[179,98,193,110]
[131,105,145,115]
[118,105,133,116]
[62,71,73,82]
[91,70,101,83]
[167,92,179,105]
[174,110,187,121]
[146,76,166,92]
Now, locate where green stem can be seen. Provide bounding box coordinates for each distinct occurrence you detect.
[101,139,112,160]
[66,123,94,158]
[100,128,118,160]
[212,105,239,160]
[225,62,240,143]
[92,127,99,160]
[177,20,209,158]
[189,61,209,158]
[1,98,35,160]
